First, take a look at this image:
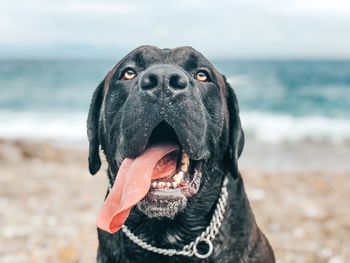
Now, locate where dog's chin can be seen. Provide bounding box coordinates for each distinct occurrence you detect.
[136,168,203,219]
[136,195,187,219]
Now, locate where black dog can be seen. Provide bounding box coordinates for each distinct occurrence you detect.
[87,46,275,262]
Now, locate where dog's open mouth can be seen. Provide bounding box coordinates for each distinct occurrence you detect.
[97,121,204,233]
[149,149,202,193]
[136,146,203,220]
[146,121,203,198]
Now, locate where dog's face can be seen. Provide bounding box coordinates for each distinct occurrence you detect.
[88,46,244,219]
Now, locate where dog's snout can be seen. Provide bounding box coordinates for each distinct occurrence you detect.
[139,65,189,94]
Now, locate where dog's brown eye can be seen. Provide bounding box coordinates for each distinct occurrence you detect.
[195,70,209,82]
[121,68,136,80]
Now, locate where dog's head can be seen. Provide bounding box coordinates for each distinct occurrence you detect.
[87,45,244,220]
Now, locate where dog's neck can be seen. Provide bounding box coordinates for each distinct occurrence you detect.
[102,165,256,262]
[126,166,224,243]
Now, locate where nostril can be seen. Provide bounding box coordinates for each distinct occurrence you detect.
[140,73,158,90]
[169,74,188,90]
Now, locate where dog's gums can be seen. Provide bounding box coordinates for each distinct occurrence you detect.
[150,151,189,189]
[149,151,203,193]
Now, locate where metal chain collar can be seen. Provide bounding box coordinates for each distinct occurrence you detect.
[117,176,229,259]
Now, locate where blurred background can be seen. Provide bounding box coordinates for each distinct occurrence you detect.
[0,0,349,262]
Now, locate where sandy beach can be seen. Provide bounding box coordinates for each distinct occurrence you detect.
[0,139,349,263]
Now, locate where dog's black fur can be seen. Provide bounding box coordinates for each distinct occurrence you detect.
[87,46,275,262]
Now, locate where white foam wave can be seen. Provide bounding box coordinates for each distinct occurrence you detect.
[241,112,350,144]
[1,110,349,145]
[0,111,88,146]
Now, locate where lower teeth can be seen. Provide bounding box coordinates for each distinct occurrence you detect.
[150,152,189,190]
[151,171,184,189]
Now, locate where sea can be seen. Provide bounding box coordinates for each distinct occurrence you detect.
[1,60,350,147]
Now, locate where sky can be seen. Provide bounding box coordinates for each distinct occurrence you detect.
[1,0,350,59]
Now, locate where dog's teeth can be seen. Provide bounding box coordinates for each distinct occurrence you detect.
[172,182,177,188]
[172,173,178,181]
[180,152,190,172]
[152,182,157,188]
[174,171,184,185]
[158,182,165,188]
[166,182,171,188]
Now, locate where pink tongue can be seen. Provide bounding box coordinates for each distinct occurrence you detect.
[96,143,179,233]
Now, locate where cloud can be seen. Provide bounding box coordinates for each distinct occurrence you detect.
[0,0,349,58]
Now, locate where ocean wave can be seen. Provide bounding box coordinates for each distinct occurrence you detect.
[241,112,350,144]
[0,111,349,145]
[0,111,87,146]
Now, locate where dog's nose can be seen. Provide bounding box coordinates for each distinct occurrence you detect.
[140,65,189,92]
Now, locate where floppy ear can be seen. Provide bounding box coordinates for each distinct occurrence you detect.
[87,63,121,175]
[223,76,245,177]
[87,79,105,175]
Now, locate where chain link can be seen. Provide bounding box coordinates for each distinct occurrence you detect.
[121,176,229,259]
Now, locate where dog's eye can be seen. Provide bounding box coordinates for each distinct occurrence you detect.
[121,68,137,80]
[195,70,210,82]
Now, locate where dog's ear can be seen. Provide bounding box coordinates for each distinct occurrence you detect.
[87,64,120,175]
[87,79,105,175]
[223,75,245,177]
